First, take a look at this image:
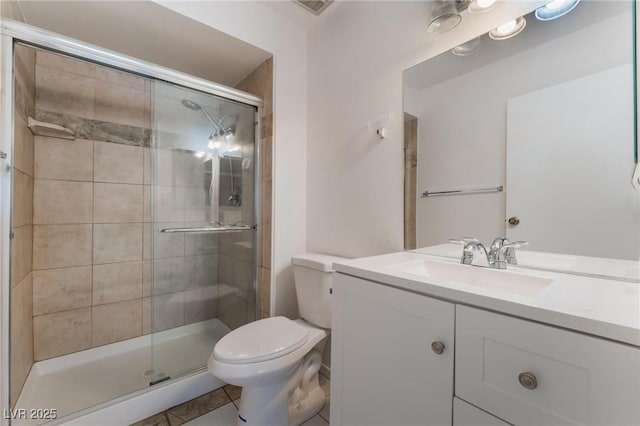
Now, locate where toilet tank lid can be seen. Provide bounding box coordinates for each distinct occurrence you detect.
[291,253,349,272]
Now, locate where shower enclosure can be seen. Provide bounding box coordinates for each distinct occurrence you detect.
[0,20,260,425]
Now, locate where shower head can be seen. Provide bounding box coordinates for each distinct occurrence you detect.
[181,99,202,111]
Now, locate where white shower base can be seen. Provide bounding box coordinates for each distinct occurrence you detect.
[14,319,230,426]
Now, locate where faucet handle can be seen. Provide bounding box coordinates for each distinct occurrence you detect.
[501,241,529,264]
[503,241,529,249]
[449,237,480,245]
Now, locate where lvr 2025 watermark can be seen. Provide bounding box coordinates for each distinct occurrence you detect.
[3,408,57,420]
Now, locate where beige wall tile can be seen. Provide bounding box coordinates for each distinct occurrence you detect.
[93,261,142,305]
[152,257,185,295]
[12,170,33,229]
[33,179,93,224]
[155,149,184,187]
[94,141,143,184]
[34,308,91,360]
[93,223,142,264]
[92,300,142,346]
[33,224,92,270]
[95,81,146,128]
[218,293,251,330]
[154,186,185,222]
[34,137,93,181]
[142,297,151,335]
[33,266,92,316]
[151,292,184,332]
[184,286,218,324]
[184,188,213,223]
[10,273,33,406]
[11,225,32,287]
[143,260,151,297]
[184,255,217,290]
[36,50,95,78]
[94,183,143,223]
[14,114,34,177]
[35,64,95,119]
[143,148,151,185]
[95,66,145,90]
[185,233,218,256]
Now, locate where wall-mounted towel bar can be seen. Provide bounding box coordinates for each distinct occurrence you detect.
[159,224,257,233]
[422,186,503,198]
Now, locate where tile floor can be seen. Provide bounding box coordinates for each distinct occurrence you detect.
[131,376,330,426]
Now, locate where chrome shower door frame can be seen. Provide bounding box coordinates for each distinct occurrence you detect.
[0,19,263,426]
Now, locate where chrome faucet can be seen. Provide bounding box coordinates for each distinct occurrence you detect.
[450,237,528,269]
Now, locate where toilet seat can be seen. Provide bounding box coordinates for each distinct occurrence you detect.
[213,317,309,364]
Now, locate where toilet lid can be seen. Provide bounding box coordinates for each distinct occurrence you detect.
[213,317,309,364]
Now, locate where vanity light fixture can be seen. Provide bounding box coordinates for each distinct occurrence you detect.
[489,16,526,40]
[467,0,501,14]
[535,0,580,21]
[428,0,463,33]
[451,36,483,56]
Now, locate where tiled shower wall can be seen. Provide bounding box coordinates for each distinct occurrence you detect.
[29,49,222,361]
[11,44,35,407]
[234,58,273,320]
[31,49,153,361]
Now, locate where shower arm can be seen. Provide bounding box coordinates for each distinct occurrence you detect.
[198,108,223,133]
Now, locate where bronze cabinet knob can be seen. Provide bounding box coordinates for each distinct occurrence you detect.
[431,341,445,355]
[508,217,520,225]
[518,372,538,390]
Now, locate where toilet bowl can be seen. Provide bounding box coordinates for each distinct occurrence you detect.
[208,253,346,426]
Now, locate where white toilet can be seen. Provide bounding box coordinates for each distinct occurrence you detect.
[208,253,346,426]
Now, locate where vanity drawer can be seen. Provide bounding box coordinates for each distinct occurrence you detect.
[455,306,640,426]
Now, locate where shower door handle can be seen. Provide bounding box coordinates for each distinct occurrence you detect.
[158,224,257,234]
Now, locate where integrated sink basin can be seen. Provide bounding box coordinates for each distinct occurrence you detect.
[386,259,553,297]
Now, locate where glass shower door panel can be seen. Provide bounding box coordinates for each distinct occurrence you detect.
[150,81,257,384]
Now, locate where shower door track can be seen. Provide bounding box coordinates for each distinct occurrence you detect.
[0,18,263,426]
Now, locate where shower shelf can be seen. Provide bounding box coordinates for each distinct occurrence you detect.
[158,224,257,234]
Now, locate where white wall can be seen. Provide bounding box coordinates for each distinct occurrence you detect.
[410,9,632,251]
[307,1,542,258]
[155,1,308,317]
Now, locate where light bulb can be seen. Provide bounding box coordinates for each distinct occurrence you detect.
[496,20,517,35]
[545,0,570,10]
[476,0,496,8]
[489,16,526,40]
[194,151,205,159]
[535,0,580,21]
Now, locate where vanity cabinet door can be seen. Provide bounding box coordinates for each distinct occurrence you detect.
[453,398,511,426]
[456,306,640,426]
[330,274,455,426]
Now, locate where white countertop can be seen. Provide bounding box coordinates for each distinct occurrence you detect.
[333,251,640,347]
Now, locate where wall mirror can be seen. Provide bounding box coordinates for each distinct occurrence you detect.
[403,0,639,281]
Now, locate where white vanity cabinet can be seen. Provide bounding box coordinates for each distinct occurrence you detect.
[453,398,510,426]
[330,274,455,426]
[331,272,640,426]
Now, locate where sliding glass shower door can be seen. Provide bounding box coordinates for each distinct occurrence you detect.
[149,81,258,384]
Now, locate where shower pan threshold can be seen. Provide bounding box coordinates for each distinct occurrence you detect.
[14,318,230,426]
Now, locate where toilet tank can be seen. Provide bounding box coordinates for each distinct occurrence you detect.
[291,253,348,329]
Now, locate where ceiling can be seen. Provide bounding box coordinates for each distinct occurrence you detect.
[17,0,272,87]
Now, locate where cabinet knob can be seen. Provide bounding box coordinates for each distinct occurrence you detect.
[431,341,445,355]
[508,216,520,225]
[518,372,538,390]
